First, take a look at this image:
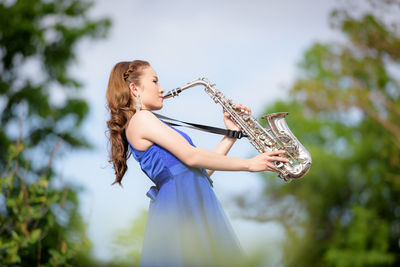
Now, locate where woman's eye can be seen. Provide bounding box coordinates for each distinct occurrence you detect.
[153,80,158,83]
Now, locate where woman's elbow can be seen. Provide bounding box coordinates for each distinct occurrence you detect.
[182,147,199,167]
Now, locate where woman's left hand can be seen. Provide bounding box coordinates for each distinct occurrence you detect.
[223,103,251,131]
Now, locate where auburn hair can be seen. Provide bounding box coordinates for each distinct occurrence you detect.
[105,60,150,186]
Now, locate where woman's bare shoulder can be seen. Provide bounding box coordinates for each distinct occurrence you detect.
[128,110,159,130]
[126,110,157,150]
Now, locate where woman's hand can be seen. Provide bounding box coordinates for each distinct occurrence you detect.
[247,150,289,173]
[223,103,251,131]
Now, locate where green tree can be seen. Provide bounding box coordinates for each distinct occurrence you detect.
[0,0,110,265]
[237,1,400,266]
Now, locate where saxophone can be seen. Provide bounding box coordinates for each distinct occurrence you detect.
[163,78,312,181]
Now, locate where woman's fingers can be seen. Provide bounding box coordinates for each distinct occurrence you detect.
[269,156,289,163]
[267,162,280,173]
[235,103,251,115]
[266,150,286,156]
[227,103,252,116]
[264,151,289,172]
[265,156,286,172]
[249,152,288,172]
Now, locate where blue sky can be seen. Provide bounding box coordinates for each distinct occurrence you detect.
[55,0,341,262]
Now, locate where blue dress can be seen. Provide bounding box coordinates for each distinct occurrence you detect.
[125,119,244,267]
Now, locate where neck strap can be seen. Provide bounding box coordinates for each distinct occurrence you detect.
[153,112,248,139]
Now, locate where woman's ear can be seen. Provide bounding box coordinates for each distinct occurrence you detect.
[129,82,138,97]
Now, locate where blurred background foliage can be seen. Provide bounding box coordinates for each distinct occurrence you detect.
[0,0,110,265]
[109,210,147,267]
[236,0,400,266]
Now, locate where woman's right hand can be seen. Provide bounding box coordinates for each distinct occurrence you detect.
[247,150,289,173]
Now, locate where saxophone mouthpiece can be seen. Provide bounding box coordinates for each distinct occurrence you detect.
[163,88,182,99]
[162,92,172,99]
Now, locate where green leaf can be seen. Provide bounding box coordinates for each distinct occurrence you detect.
[11,231,19,241]
[39,177,49,188]
[30,229,41,243]
[6,198,16,207]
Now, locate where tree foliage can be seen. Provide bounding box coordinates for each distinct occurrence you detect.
[0,0,110,265]
[1,138,94,266]
[0,0,110,169]
[237,1,400,266]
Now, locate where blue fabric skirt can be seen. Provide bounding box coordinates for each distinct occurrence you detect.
[139,164,244,267]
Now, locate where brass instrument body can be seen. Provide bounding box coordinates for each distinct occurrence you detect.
[163,78,312,181]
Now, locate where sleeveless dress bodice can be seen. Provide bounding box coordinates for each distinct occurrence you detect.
[125,118,244,267]
[125,120,213,200]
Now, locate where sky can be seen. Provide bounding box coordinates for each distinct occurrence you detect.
[55,0,341,262]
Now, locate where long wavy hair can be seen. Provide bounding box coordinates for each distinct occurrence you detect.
[105,60,150,186]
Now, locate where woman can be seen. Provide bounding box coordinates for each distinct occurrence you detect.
[106,60,288,266]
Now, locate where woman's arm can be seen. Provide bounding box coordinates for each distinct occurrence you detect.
[127,110,287,173]
[204,103,251,176]
[205,136,237,176]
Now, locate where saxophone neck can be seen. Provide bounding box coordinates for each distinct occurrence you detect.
[163,78,212,99]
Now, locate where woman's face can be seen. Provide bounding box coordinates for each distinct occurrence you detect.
[136,67,165,111]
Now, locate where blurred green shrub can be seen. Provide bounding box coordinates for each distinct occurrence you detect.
[0,140,94,266]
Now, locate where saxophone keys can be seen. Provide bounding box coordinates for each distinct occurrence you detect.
[275,161,284,168]
[264,141,273,147]
[286,145,296,154]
